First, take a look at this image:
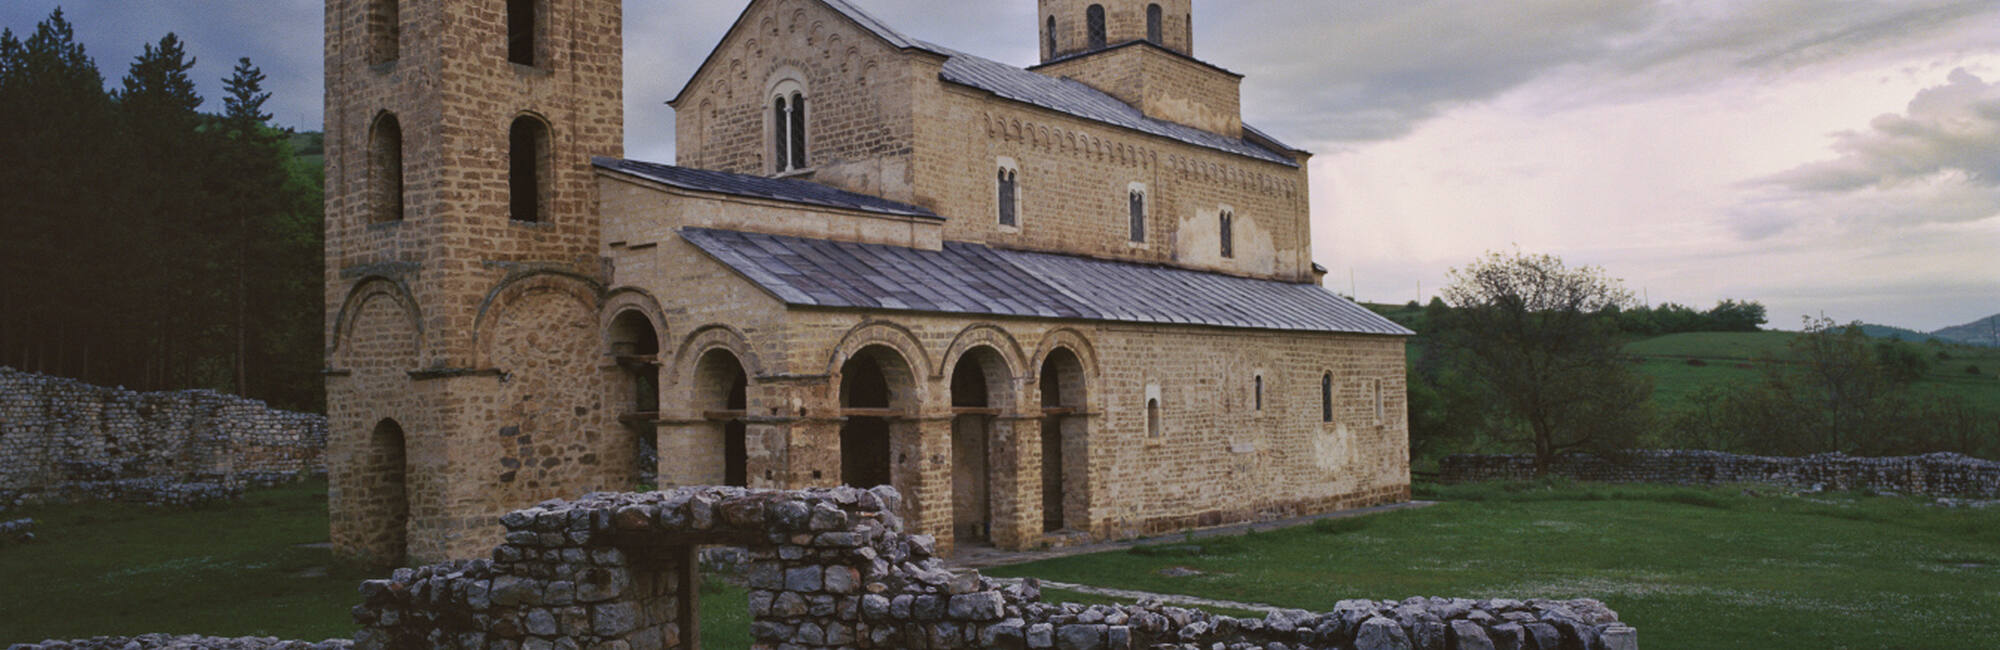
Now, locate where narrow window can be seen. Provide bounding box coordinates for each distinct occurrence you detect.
[1220,211,1234,258]
[997,168,1017,227]
[508,0,536,66]
[1374,379,1385,422]
[1086,5,1107,50]
[772,96,790,172]
[1146,398,1162,438]
[1321,372,1334,423]
[789,92,808,169]
[370,113,404,223]
[1147,4,1164,44]
[1128,189,1146,243]
[509,116,548,223]
[366,0,399,65]
[1254,375,1263,411]
[1047,16,1058,57]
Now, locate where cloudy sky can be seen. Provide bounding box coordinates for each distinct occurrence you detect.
[6,0,1996,331]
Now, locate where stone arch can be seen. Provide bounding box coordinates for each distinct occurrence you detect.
[329,276,422,362]
[837,343,922,500]
[1029,328,1100,384]
[947,343,1018,547]
[509,112,553,223]
[940,324,1029,387]
[825,321,933,389]
[668,324,767,391]
[1031,330,1095,534]
[600,288,667,356]
[472,271,604,368]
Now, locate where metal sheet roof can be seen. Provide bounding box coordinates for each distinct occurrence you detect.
[681,227,1413,336]
[595,158,941,220]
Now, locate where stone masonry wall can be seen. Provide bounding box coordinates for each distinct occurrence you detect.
[0,367,327,507]
[1438,450,2000,499]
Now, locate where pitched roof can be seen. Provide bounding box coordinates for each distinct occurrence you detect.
[681,227,1413,336]
[922,43,1299,167]
[668,0,1303,167]
[594,157,941,220]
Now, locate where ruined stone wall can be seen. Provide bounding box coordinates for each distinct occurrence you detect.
[0,366,327,506]
[1438,450,2000,498]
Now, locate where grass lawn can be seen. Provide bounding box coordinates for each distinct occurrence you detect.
[1624,331,2000,418]
[12,480,2000,649]
[984,482,2000,650]
[0,480,370,644]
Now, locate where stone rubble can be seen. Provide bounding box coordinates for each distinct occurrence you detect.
[0,517,33,544]
[1440,449,2000,499]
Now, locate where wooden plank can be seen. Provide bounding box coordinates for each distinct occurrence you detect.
[951,407,1002,416]
[840,408,904,419]
[704,410,748,421]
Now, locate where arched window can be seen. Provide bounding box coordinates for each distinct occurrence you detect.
[1220,210,1234,258]
[1146,397,1162,438]
[1374,378,1386,422]
[997,167,1018,226]
[771,82,808,173]
[1321,372,1334,423]
[366,0,399,65]
[370,113,403,223]
[1128,188,1146,243]
[507,0,537,66]
[1047,15,1058,57]
[1147,4,1164,44]
[1254,374,1263,411]
[1086,4,1107,50]
[509,115,548,223]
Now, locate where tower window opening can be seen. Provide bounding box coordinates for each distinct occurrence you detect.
[998,167,1018,226]
[773,96,790,171]
[789,92,808,169]
[1220,210,1234,258]
[1147,4,1164,44]
[1254,374,1263,411]
[509,116,548,223]
[1086,5,1107,50]
[370,113,404,223]
[508,0,537,66]
[1047,16,1058,57]
[1146,397,1162,438]
[366,0,399,65]
[1128,189,1146,243]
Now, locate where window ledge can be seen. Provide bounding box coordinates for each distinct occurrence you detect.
[366,220,405,232]
[774,167,817,179]
[998,224,1021,234]
[509,219,556,230]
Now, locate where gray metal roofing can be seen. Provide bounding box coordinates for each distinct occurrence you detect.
[594,157,941,220]
[681,227,1413,336]
[813,0,1301,167]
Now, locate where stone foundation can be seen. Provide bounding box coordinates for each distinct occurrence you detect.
[1438,450,2000,498]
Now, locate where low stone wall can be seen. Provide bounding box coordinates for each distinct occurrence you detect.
[0,366,326,507]
[1438,450,2000,498]
[8,636,351,649]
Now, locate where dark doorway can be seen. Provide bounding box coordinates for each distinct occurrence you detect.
[1039,347,1087,533]
[369,418,409,566]
[950,348,1009,546]
[839,348,904,489]
[693,348,751,488]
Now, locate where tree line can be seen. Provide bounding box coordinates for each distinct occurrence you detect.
[0,9,324,412]
[1394,252,1993,473]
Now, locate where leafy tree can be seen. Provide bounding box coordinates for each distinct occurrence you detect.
[1437,251,1652,473]
[1705,300,1767,332]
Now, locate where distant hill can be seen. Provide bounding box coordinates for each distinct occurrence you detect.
[1933,314,2000,347]
[1858,324,1949,344]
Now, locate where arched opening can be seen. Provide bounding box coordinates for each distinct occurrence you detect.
[1147,4,1164,44]
[1128,189,1146,243]
[367,418,409,567]
[1220,210,1235,258]
[1322,372,1335,423]
[608,311,661,483]
[509,115,548,223]
[1046,15,1057,57]
[997,167,1018,226]
[693,348,751,488]
[370,113,403,223]
[366,0,399,65]
[1039,347,1087,533]
[507,0,537,66]
[770,81,809,173]
[1086,4,1107,50]
[839,346,914,492]
[950,347,1012,546]
[1146,398,1162,438]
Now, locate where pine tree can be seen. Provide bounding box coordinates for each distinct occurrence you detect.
[118,32,214,389]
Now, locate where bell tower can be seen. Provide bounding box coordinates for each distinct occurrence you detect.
[323,0,626,564]
[1040,0,1193,62]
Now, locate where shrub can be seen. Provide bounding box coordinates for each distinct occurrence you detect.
[1969,365,1983,376]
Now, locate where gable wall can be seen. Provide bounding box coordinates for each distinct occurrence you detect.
[671,0,923,204]
[910,85,1315,281]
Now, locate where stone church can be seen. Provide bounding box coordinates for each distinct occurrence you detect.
[323,0,1413,566]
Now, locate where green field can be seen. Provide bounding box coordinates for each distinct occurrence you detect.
[12,481,2000,649]
[1623,331,2000,417]
[987,482,2000,650]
